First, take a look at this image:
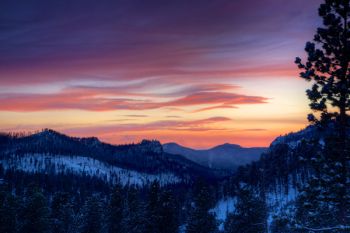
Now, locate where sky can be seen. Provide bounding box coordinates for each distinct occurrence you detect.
[0,0,322,148]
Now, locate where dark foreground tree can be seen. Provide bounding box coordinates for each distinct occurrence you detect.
[81,196,103,233]
[295,0,350,134]
[51,192,76,233]
[21,189,50,233]
[158,190,179,233]
[0,188,18,233]
[107,185,124,233]
[122,187,146,233]
[224,185,267,233]
[295,0,350,231]
[145,181,161,233]
[186,183,217,233]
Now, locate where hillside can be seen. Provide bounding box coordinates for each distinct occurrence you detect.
[216,125,324,228]
[0,129,226,186]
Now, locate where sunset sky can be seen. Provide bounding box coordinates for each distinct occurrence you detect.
[0,0,322,148]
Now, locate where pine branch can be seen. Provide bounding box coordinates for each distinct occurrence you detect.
[299,225,350,231]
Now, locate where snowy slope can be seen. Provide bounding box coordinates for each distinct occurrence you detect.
[212,178,299,232]
[0,153,182,186]
[211,197,236,231]
[212,126,319,230]
[0,129,226,184]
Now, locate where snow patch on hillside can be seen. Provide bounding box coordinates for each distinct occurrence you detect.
[211,197,236,231]
[0,153,181,186]
[213,176,301,231]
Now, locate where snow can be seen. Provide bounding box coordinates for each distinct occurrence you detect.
[210,197,236,231]
[212,175,301,232]
[178,225,186,233]
[266,181,298,208]
[271,125,315,147]
[0,153,182,186]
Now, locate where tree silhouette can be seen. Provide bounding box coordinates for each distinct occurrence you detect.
[108,185,124,233]
[295,0,350,132]
[224,185,267,233]
[295,0,350,230]
[21,189,50,233]
[186,182,217,233]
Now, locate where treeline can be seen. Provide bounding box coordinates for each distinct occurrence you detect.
[0,179,271,233]
[0,166,225,233]
[219,140,316,203]
[0,181,180,233]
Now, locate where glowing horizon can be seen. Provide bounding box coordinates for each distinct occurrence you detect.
[0,0,322,148]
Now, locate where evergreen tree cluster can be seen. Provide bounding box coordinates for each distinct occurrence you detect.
[0,180,183,233]
[186,181,218,233]
[224,185,267,233]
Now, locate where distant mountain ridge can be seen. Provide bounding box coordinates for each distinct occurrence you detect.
[163,142,267,170]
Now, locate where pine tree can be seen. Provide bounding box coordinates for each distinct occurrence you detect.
[158,190,179,233]
[0,188,18,233]
[224,185,267,233]
[145,181,161,233]
[294,139,350,232]
[108,185,124,233]
[186,183,218,233]
[51,192,75,233]
[21,189,50,233]
[81,196,103,233]
[270,210,296,233]
[295,0,350,230]
[122,187,146,233]
[295,0,350,134]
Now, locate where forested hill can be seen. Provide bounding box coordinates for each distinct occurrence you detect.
[0,129,229,233]
[223,125,325,197]
[216,124,349,231]
[0,129,227,186]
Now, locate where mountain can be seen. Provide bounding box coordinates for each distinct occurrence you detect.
[163,142,267,170]
[0,126,342,232]
[0,129,226,187]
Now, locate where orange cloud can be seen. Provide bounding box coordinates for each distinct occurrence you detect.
[0,85,268,112]
[64,117,232,135]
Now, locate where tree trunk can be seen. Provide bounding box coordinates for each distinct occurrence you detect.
[337,3,350,225]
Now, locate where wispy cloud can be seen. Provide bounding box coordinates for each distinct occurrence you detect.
[65,117,233,135]
[123,114,148,118]
[241,128,267,132]
[0,0,320,86]
[0,0,316,147]
[0,85,268,112]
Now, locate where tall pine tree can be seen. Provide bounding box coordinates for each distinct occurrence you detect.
[21,189,50,233]
[145,181,161,233]
[295,0,350,231]
[186,182,218,233]
[51,192,76,233]
[81,196,103,233]
[224,185,267,233]
[0,188,18,233]
[158,190,179,233]
[122,186,146,233]
[108,185,124,233]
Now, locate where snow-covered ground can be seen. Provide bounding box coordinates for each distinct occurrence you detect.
[0,153,182,186]
[212,176,301,232]
[211,197,236,231]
